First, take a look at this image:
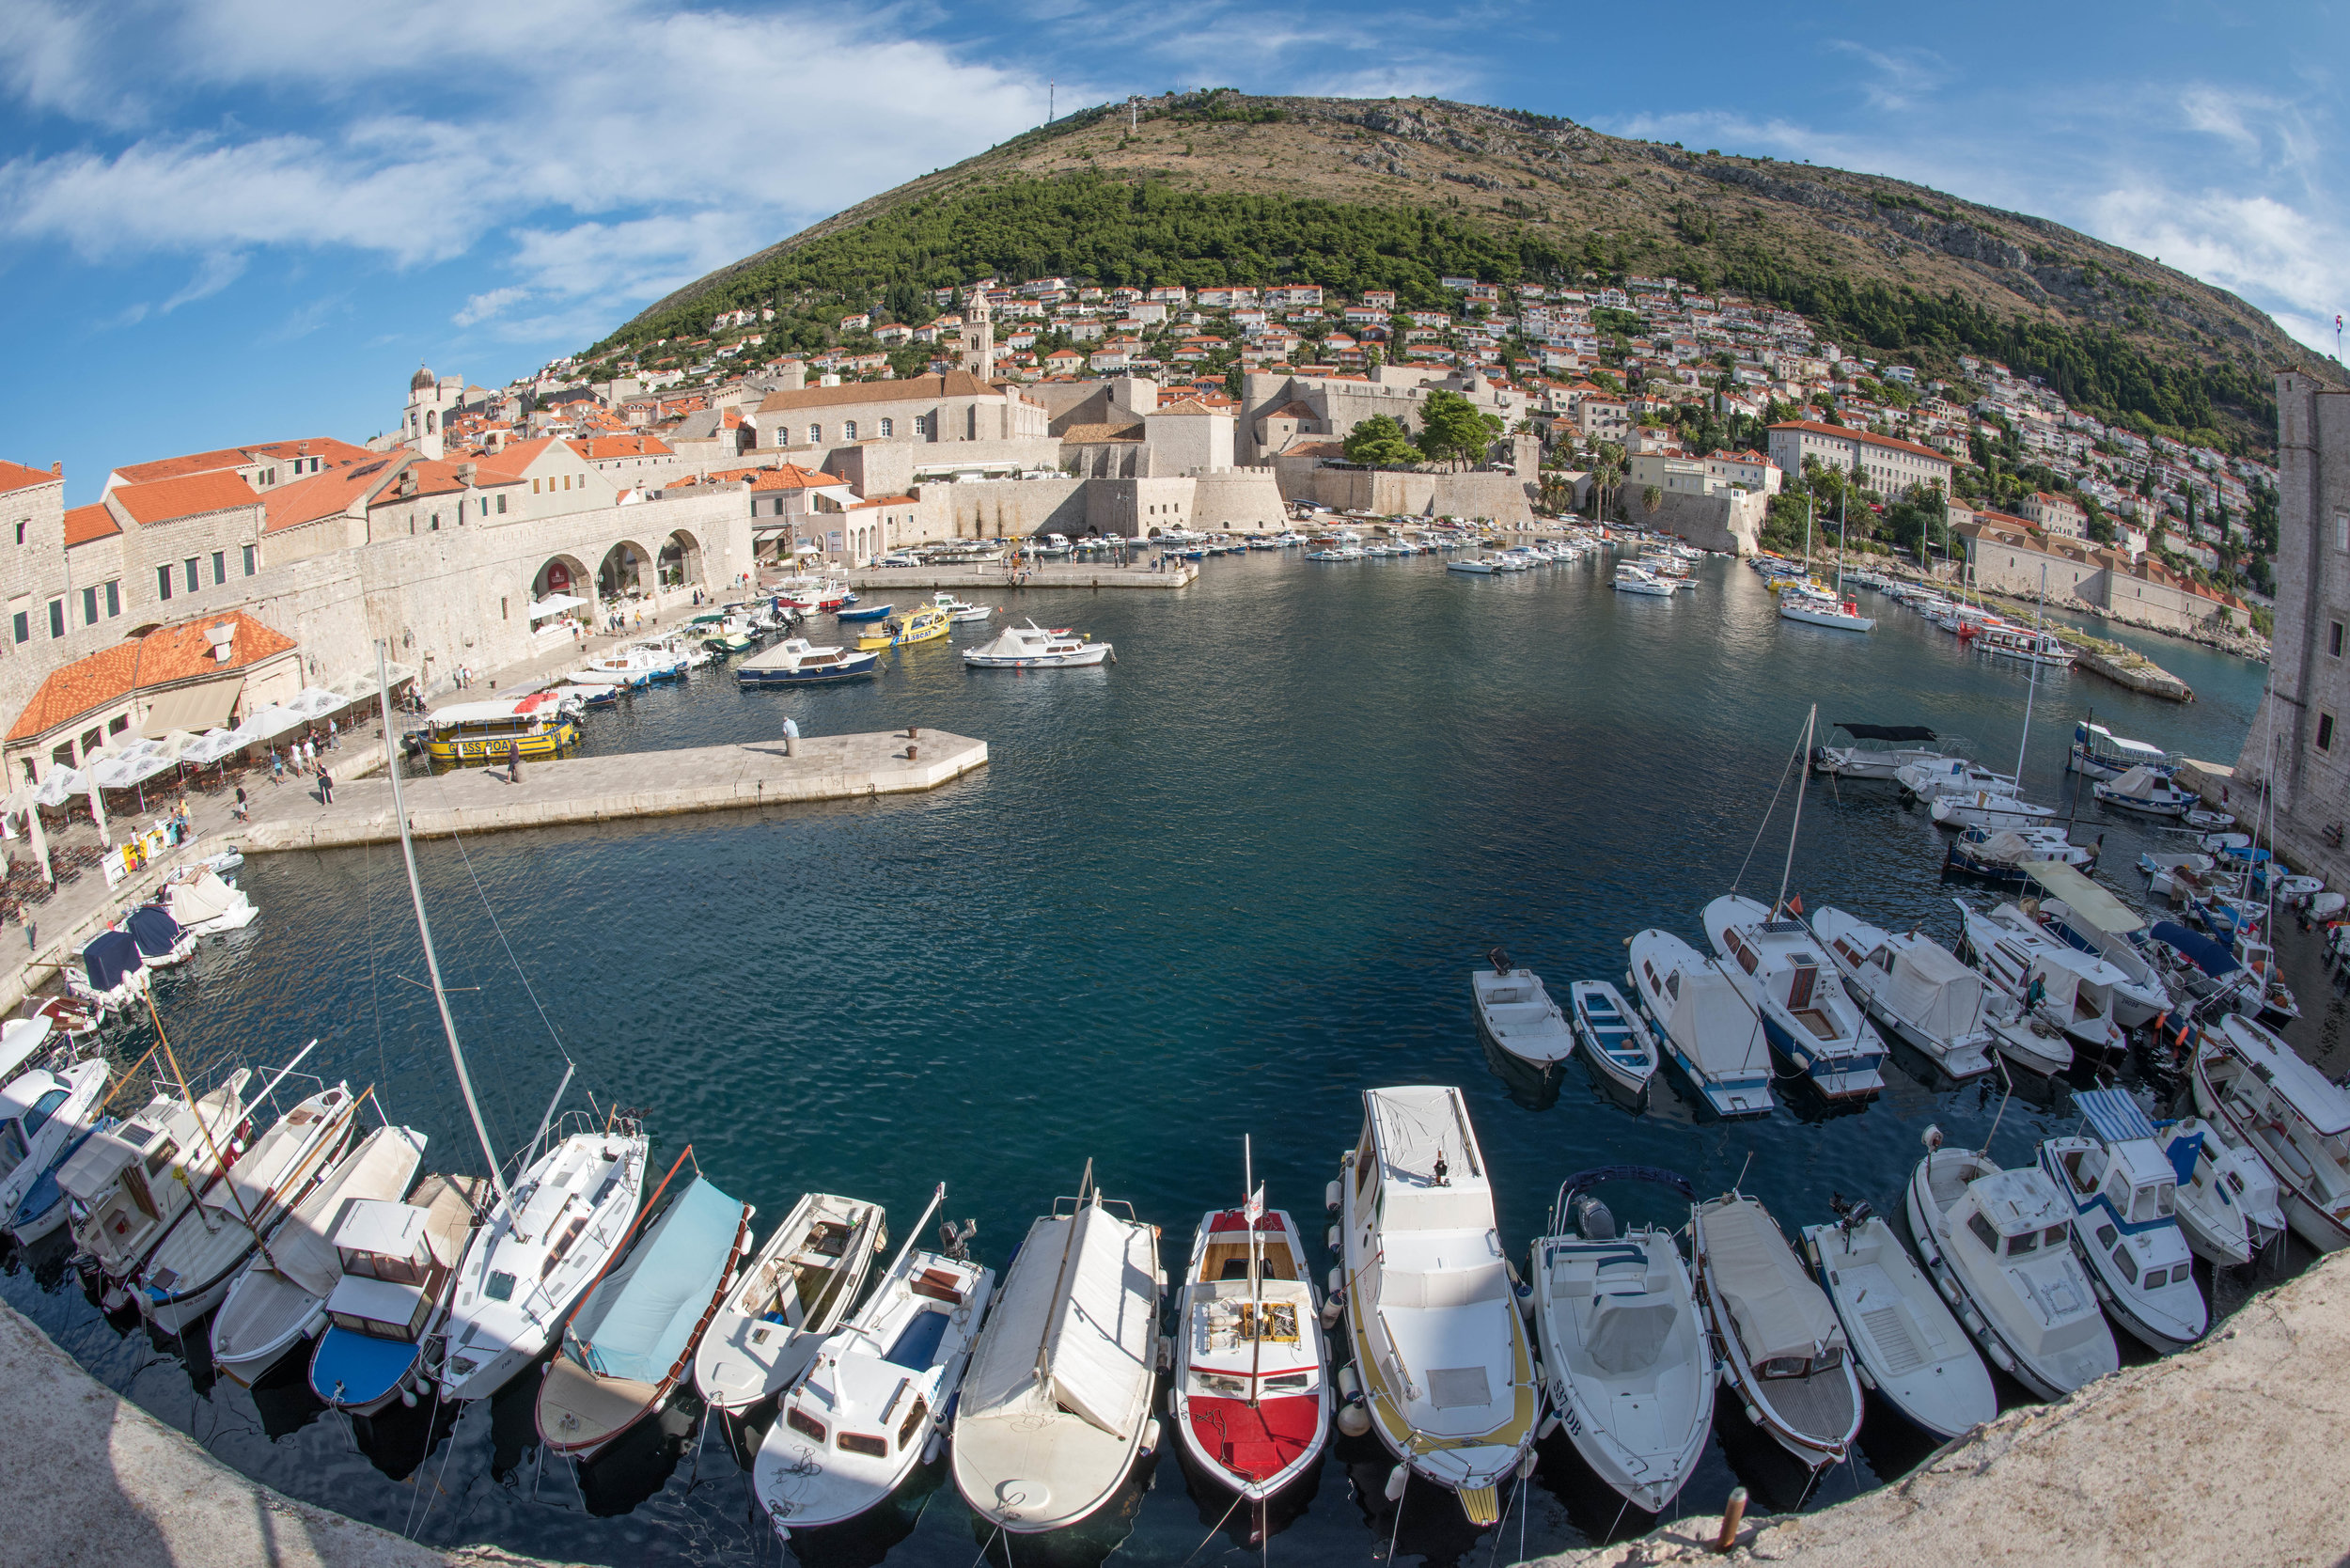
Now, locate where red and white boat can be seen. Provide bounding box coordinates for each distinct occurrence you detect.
[773,574,852,613]
[1168,1155,1329,1513]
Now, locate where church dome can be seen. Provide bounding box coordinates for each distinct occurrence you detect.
[411,364,436,393]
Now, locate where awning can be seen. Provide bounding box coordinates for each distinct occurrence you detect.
[138,679,245,738]
[2024,861,2144,933]
[530,595,588,619]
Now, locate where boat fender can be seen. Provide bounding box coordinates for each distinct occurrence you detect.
[1518,1448,1538,1482]
[401,1388,418,1408]
[1854,1363,1877,1393]
[1385,1463,1410,1502]
[1984,1340,2015,1372]
[1326,1180,1342,1213]
[1320,1294,1345,1329]
[1538,1412,1562,1439]
[1743,1403,1762,1427]
[1338,1402,1372,1438]
[924,1430,944,1465]
[1154,1335,1174,1374]
[1137,1418,1162,1458]
[1336,1365,1361,1402]
[1329,1266,1346,1296]
[1328,1224,1342,1251]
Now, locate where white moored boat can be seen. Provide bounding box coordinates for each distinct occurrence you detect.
[1625,931,1774,1117]
[1336,1087,1537,1527]
[1778,594,1874,632]
[1702,895,1886,1099]
[1470,952,1574,1069]
[1954,900,2128,1061]
[1567,980,1659,1101]
[1691,1193,1861,1469]
[1897,757,2019,800]
[2191,1014,2350,1253]
[755,1186,996,1538]
[1530,1168,1711,1514]
[2040,1091,2207,1354]
[2019,862,2170,1027]
[1810,722,1947,780]
[1931,791,2058,832]
[962,620,1113,668]
[1905,1137,2119,1399]
[2154,1116,2283,1266]
[952,1164,1163,1535]
[1801,1203,1994,1442]
[2092,765,2194,818]
[1810,906,1996,1079]
[0,1048,109,1227]
[695,1191,886,1413]
[62,1072,251,1296]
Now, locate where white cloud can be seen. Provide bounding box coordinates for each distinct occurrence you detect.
[453,286,534,328]
[1823,41,1946,113]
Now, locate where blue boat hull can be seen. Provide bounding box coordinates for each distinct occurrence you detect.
[309,1325,424,1415]
[837,604,893,622]
[737,665,879,687]
[1755,1009,1884,1099]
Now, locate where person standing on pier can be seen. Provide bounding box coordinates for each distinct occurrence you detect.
[782,714,799,757]
[317,765,334,805]
[507,742,522,785]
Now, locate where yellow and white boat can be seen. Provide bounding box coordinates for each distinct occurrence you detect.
[1335,1086,1538,1526]
[420,693,580,764]
[854,604,951,651]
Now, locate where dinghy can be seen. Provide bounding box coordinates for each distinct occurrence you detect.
[0,1050,109,1226]
[1703,895,1886,1099]
[2154,1117,2283,1265]
[307,1173,488,1414]
[136,1078,358,1336]
[63,1071,252,1294]
[953,1163,1164,1535]
[435,1120,650,1401]
[1336,1087,1538,1526]
[1942,825,2097,886]
[1567,980,1659,1100]
[695,1191,886,1413]
[1470,953,1575,1069]
[1904,1137,2119,1399]
[1530,1168,1711,1514]
[835,601,894,622]
[1691,1193,1861,1469]
[1167,1156,1328,1506]
[1810,907,1996,1079]
[1801,1202,1994,1441]
[210,1123,428,1386]
[1625,931,1774,1117]
[755,1186,997,1537]
[2040,1094,2208,1354]
[538,1171,751,1460]
[2191,1015,2350,1254]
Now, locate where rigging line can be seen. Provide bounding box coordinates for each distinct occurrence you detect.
[1730,723,1806,897]
[408,1394,468,1543]
[418,760,576,1068]
[965,1523,1005,1568]
[1177,1488,1249,1568]
[400,1378,446,1539]
[360,834,395,1123]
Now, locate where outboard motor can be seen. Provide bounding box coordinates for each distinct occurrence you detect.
[1571,1193,1615,1241]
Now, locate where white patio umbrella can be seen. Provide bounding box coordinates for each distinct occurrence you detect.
[242,703,304,742]
[180,729,242,765]
[529,594,588,619]
[2,785,52,886]
[284,686,342,720]
[32,769,86,808]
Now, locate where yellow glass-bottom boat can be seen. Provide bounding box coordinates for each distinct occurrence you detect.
[855,604,951,651]
[421,694,581,764]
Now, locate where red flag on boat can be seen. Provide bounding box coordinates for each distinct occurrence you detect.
[1788,893,1805,916]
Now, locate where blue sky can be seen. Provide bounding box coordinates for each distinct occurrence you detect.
[2,0,2341,499]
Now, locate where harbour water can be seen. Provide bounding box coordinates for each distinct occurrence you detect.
[3,550,2326,1567]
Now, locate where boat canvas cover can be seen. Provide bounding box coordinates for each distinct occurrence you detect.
[2103,766,2167,802]
[2150,922,2237,979]
[1700,1200,1840,1364]
[1975,831,2039,863]
[1835,724,1935,743]
[268,1127,427,1298]
[1664,969,1769,1078]
[2073,1088,2158,1145]
[1885,942,1988,1041]
[566,1176,743,1383]
[430,693,560,728]
[124,906,182,959]
[164,873,240,930]
[2025,863,2142,934]
[2222,1019,2350,1137]
[1038,1201,1153,1439]
[82,931,144,991]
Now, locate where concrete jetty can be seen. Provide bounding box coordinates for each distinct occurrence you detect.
[238,730,986,853]
[844,559,1197,590]
[2075,644,2196,701]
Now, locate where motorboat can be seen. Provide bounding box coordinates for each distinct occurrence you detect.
[836,601,894,622]
[136,1079,359,1336]
[120,905,195,968]
[210,1123,427,1386]
[0,1050,109,1227]
[1567,980,1659,1101]
[419,693,582,764]
[1624,931,1774,1117]
[2144,920,2262,1022]
[1810,907,1996,1079]
[554,682,620,710]
[2040,1097,2208,1353]
[1469,953,1574,1070]
[855,605,951,651]
[158,868,258,937]
[931,592,995,623]
[2154,1116,2285,1264]
[1930,791,2058,832]
[953,1164,1164,1534]
[1897,757,2019,801]
[1972,625,2074,668]
[734,637,880,686]
[1167,1176,1328,1505]
[1943,825,2098,886]
[1703,896,1886,1099]
[1778,594,1874,632]
[0,1013,55,1084]
[1904,1137,2120,1399]
[9,1118,115,1244]
[2068,721,2175,781]
[566,663,650,691]
[435,1119,650,1401]
[63,1071,252,1294]
[2093,766,2194,819]
[306,1173,487,1414]
[1448,557,1499,574]
[1810,722,1945,780]
[963,620,1114,668]
[2191,1014,2350,1253]
[1954,900,2128,1060]
[1529,1168,1711,1514]
[577,645,686,684]
[538,1172,751,1460]
[775,574,853,614]
[1691,1193,1860,1470]
[754,1188,996,1538]
[1613,567,1675,597]
[2138,850,2217,900]
[1801,1202,1995,1441]
[694,1191,886,1413]
[1335,1087,1537,1526]
[2020,862,2170,1027]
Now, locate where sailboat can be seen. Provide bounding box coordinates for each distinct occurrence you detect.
[1777,496,1873,632]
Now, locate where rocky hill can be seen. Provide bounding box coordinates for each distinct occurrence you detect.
[603,92,2333,450]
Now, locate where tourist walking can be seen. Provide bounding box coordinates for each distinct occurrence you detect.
[507,742,522,785]
[232,785,249,822]
[270,748,284,784]
[317,766,334,805]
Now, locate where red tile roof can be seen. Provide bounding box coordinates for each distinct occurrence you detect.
[109,439,369,487]
[263,460,397,535]
[1768,420,1951,463]
[63,504,119,547]
[8,612,298,743]
[569,435,675,461]
[109,471,261,527]
[0,461,61,496]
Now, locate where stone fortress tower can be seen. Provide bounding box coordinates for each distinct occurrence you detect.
[402,364,461,460]
[960,289,995,382]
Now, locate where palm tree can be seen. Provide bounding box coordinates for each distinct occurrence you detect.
[1641,485,1664,519]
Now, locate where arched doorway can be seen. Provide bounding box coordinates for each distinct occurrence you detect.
[657,529,702,588]
[532,556,588,601]
[598,541,649,601]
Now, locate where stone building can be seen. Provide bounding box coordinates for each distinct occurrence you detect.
[1951,507,2247,635]
[1766,420,1954,501]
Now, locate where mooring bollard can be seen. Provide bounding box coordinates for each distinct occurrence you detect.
[1716,1486,1747,1552]
[907,726,920,740]
[906,744,919,761]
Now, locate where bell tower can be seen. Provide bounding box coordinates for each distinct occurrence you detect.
[405,364,450,460]
[960,289,995,382]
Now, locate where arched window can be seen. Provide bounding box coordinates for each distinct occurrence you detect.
[844,420,858,441]
[425,410,437,432]
[808,424,822,445]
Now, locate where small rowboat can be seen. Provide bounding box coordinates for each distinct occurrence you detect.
[836,603,893,622]
[1568,980,1658,1099]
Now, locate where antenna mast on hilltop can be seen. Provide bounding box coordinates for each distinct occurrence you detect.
[1048,81,1054,123]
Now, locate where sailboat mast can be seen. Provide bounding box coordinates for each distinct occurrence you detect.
[1246,1135,1262,1405]
[377,643,508,1205]
[1035,1158,1093,1385]
[1774,705,1817,917]
[1836,488,1846,598]
[2014,566,2044,784]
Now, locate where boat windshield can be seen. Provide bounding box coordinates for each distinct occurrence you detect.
[0,1120,27,1182]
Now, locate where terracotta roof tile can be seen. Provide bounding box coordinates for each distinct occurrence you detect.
[0,461,61,496]
[109,471,261,527]
[263,460,396,535]
[1768,420,1952,463]
[755,372,994,414]
[7,612,298,744]
[63,504,119,547]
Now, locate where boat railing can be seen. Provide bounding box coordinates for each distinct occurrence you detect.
[1049,1192,1138,1220]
